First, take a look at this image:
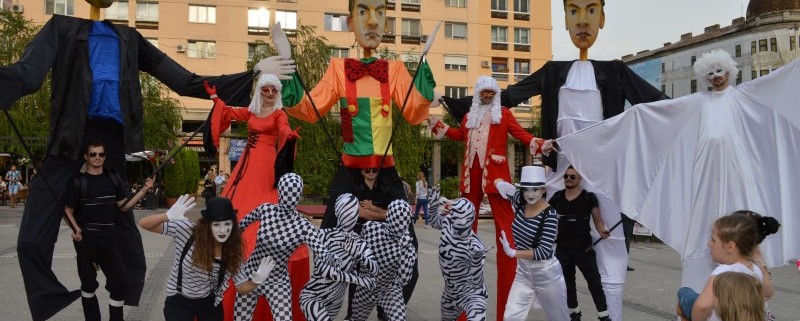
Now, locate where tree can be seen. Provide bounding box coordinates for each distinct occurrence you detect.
[140,73,184,150]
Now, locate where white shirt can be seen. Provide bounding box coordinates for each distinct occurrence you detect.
[557,61,603,137]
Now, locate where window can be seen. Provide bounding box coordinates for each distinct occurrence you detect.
[492,57,509,81]
[690,55,696,65]
[751,69,757,80]
[661,84,666,93]
[105,1,128,20]
[248,8,270,33]
[324,13,348,32]
[759,39,767,52]
[137,2,159,22]
[760,69,769,76]
[386,17,396,35]
[146,38,158,48]
[514,59,530,82]
[736,70,742,85]
[735,44,741,58]
[751,41,756,54]
[248,43,267,61]
[401,19,420,37]
[514,0,528,13]
[275,10,297,30]
[401,0,420,3]
[770,37,777,52]
[491,0,507,11]
[45,0,74,16]
[444,55,467,71]
[514,28,530,44]
[187,41,216,59]
[445,0,466,8]
[661,62,665,73]
[445,86,468,99]
[444,22,467,39]
[189,5,216,24]
[690,79,697,93]
[330,48,350,58]
[491,26,508,43]
[791,36,797,50]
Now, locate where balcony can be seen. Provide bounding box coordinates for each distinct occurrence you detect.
[382,34,396,44]
[491,42,508,50]
[491,10,508,19]
[135,20,158,30]
[492,70,509,82]
[401,3,420,12]
[401,35,421,44]
[513,12,530,21]
[514,44,530,52]
[248,27,270,36]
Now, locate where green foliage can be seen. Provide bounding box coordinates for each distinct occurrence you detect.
[391,111,431,183]
[289,115,342,195]
[163,152,184,198]
[439,116,465,164]
[180,149,199,195]
[141,73,184,150]
[439,176,460,199]
[0,11,49,158]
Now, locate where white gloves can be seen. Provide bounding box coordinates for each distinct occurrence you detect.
[166,194,195,221]
[495,180,516,200]
[251,256,276,285]
[253,56,296,80]
[499,230,517,258]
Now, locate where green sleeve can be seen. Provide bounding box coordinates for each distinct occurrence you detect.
[414,60,436,101]
[280,73,305,107]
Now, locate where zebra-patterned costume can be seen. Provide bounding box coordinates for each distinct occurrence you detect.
[233,173,314,321]
[349,200,416,321]
[427,187,488,321]
[300,193,378,321]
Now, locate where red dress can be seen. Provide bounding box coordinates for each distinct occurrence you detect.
[210,100,309,321]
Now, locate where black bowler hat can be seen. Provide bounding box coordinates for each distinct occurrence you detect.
[201,197,237,221]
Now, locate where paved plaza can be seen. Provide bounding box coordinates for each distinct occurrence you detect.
[0,206,798,320]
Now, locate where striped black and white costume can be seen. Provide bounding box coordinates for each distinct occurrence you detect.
[427,187,488,321]
[233,173,314,321]
[504,189,569,321]
[300,193,378,321]
[349,200,416,321]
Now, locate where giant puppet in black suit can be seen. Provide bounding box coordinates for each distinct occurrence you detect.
[440,1,667,320]
[0,1,293,319]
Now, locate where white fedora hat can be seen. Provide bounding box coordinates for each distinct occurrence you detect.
[515,166,546,188]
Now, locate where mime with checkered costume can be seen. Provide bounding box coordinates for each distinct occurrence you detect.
[232,173,314,321]
[349,199,416,321]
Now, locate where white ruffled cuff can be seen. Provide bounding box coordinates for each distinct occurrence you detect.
[430,121,449,139]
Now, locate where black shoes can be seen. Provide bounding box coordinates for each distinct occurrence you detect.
[570,311,582,321]
[598,316,612,321]
[627,265,635,271]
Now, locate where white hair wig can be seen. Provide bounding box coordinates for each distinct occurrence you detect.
[248,73,283,114]
[466,76,502,129]
[693,49,738,88]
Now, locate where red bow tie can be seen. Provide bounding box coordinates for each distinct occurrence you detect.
[345,59,389,83]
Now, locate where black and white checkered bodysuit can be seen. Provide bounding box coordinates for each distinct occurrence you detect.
[349,200,416,321]
[233,173,314,321]
[300,193,378,321]
[428,188,488,321]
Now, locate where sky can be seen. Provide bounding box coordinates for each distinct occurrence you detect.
[551,0,751,60]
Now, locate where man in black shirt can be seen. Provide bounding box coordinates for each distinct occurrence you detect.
[64,142,152,321]
[549,166,611,321]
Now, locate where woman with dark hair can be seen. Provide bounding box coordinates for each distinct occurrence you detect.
[139,195,271,320]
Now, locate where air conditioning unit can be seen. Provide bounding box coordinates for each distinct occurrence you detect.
[11,4,24,13]
[176,44,186,53]
[420,34,428,42]
[481,60,490,68]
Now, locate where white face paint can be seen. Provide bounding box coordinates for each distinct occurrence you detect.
[523,187,544,205]
[211,220,233,243]
[705,65,727,81]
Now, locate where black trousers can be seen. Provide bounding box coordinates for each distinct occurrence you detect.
[163,294,222,321]
[73,229,128,301]
[621,214,635,253]
[556,246,608,312]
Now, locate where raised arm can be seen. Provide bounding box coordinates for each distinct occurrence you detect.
[281,60,343,123]
[0,16,63,109]
[239,205,267,230]
[426,186,446,230]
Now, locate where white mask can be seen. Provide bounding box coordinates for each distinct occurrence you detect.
[705,65,727,81]
[211,220,233,243]
[523,187,544,205]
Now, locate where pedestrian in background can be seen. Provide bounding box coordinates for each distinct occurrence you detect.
[414,172,429,225]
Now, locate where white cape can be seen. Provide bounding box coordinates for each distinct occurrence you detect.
[557,58,800,291]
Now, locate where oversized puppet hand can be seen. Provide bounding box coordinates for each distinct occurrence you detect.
[203,80,218,99]
[541,139,558,156]
[499,230,517,258]
[253,56,296,80]
[251,256,276,285]
[427,91,443,108]
[288,127,301,140]
[494,179,516,200]
[166,194,195,221]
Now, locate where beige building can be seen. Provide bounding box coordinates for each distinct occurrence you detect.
[10,0,551,177]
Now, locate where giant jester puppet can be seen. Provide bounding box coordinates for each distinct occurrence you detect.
[440,1,666,320]
[0,1,287,319]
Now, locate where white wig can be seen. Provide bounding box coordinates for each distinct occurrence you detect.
[248,73,283,114]
[693,49,738,88]
[466,76,502,129]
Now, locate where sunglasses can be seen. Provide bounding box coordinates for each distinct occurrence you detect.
[88,152,106,158]
[563,174,578,180]
[363,168,379,173]
[480,90,496,96]
[261,86,278,95]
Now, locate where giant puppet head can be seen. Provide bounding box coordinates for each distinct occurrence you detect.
[693,49,738,92]
[347,0,388,55]
[564,0,605,59]
[85,0,116,8]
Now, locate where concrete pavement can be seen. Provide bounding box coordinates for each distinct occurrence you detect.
[0,205,798,320]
